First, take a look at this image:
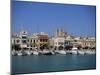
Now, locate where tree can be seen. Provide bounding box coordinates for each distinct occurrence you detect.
[40,42,49,49]
[32,42,38,47]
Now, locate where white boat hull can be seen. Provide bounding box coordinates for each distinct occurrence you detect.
[56,50,66,54]
[78,51,85,55]
[71,50,78,54]
[33,51,39,55]
[86,51,95,54]
[17,52,22,56]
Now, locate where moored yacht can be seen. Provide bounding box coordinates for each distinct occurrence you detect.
[66,50,72,54]
[17,51,22,56]
[50,51,55,55]
[59,50,66,54]
[42,49,52,55]
[71,47,78,54]
[33,50,39,55]
[55,50,66,54]
[85,50,96,54]
[26,50,32,55]
[12,50,17,56]
[78,50,85,55]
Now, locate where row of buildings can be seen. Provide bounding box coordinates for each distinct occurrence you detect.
[11,29,96,50]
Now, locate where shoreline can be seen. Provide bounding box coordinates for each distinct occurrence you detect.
[11,49,96,56]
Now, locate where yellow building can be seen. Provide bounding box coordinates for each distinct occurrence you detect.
[80,37,96,48]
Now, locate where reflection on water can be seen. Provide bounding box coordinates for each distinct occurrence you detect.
[11,54,96,74]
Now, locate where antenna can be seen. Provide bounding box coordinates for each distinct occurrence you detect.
[37,24,39,33]
[21,24,26,32]
[20,24,24,32]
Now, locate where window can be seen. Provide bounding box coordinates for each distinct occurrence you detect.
[14,40,15,43]
[28,39,29,42]
[22,36,27,39]
[40,39,42,42]
[22,40,27,43]
[34,40,35,42]
[58,42,63,45]
[16,40,20,43]
[31,39,32,42]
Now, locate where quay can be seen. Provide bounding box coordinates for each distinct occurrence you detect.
[12,49,96,56]
[11,29,96,56]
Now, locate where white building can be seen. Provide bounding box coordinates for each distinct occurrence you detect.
[27,33,39,49]
[53,37,65,48]
[50,29,72,50]
[19,31,28,48]
[11,33,20,45]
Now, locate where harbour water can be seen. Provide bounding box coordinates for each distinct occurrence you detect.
[11,54,96,74]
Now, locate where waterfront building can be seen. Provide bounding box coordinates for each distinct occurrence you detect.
[27,33,39,50]
[11,33,21,50]
[12,31,49,50]
[53,37,65,50]
[27,32,49,50]
[70,36,82,48]
[37,32,49,50]
[65,35,74,46]
[11,29,96,51]
[49,37,54,49]
[55,28,67,37]
[51,28,72,50]
[11,33,20,45]
[19,31,28,49]
[11,31,28,50]
[80,37,96,49]
[64,39,72,47]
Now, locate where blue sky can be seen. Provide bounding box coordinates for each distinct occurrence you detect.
[12,1,96,37]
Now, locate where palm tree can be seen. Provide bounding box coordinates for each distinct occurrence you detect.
[40,42,49,49]
[32,42,38,47]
